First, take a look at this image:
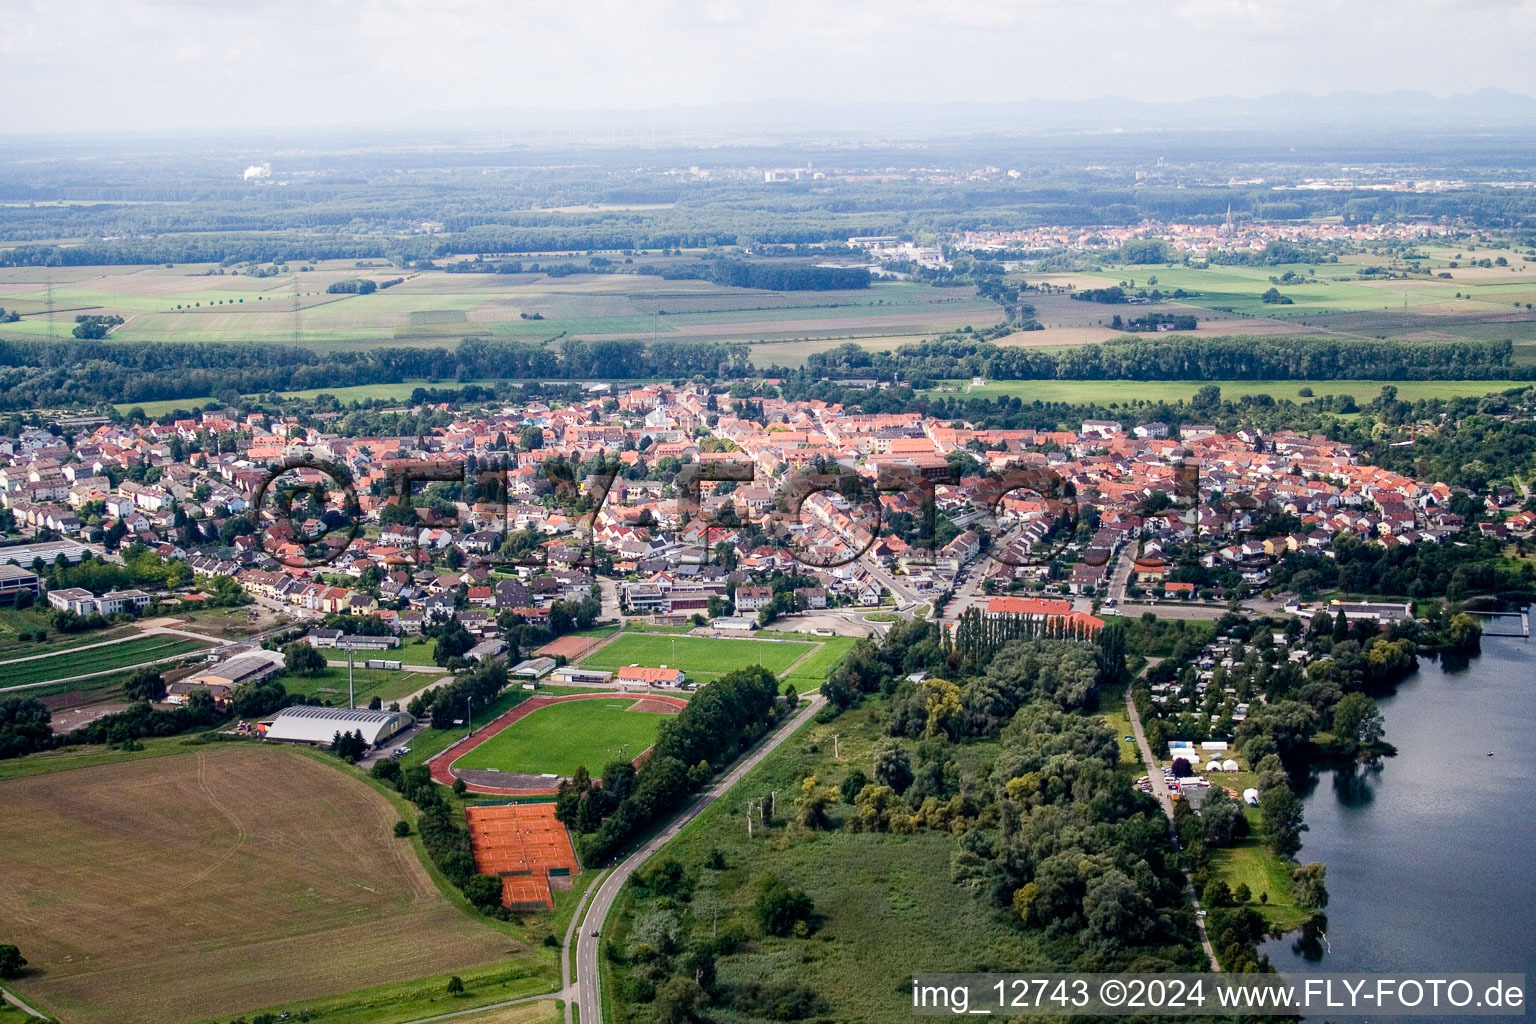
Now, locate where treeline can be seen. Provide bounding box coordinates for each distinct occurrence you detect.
[652,259,869,291]
[370,756,505,915]
[0,335,751,410]
[790,335,1529,383]
[1366,388,1536,491]
[573,665,782,865]
[1270,530,1536,603]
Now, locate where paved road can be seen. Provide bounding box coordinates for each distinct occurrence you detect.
[572,693,826,1024]
[1123,683,1221,972]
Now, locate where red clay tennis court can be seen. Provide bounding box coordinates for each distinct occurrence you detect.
[465,802,580,909]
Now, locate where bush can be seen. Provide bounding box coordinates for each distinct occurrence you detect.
[462,873,504,913]
[393,820,411,838]
[753,872,814,937]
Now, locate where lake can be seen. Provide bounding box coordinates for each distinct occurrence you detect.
[1262,623,1536,1020]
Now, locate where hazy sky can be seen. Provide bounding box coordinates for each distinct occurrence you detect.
[5,0,1536,133]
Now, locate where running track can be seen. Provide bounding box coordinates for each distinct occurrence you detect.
[428,692,687,795]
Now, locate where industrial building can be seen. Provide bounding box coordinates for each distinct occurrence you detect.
[0,564,40,605]
[260,706,415,748]
[0,539,90,568]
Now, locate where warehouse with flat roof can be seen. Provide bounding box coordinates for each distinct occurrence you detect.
[260,706,414,748]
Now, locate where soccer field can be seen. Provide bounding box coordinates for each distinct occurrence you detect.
[579,632,814,681]
[454,697,674,777]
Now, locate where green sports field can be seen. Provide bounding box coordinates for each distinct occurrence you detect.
[278,666,431,706]
[782,636,859,693]
[579,632,815,683]
[454,698,673,777]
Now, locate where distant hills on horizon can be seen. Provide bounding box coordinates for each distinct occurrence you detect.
[418,87,1536,136]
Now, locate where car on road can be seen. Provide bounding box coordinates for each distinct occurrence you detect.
[590,930,599,937]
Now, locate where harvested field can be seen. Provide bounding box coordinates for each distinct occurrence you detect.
[0,746,522,1024]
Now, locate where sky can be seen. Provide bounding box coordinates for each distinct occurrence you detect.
[4,0,1536,134]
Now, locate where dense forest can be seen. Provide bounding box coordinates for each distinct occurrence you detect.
[3,329,1529,412]
[786,335,1530,384]
[0,336,752,410]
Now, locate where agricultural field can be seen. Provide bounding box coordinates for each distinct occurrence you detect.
[454,697,676,777]
[0,263,1000,353]
[0,634,211,689]
[1022,255,1536,347]
[0,607,137,658]
[927,378,1522,406]
[0,746,531,1024]
[578,631,815,683]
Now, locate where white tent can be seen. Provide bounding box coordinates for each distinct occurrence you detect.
[1205,760,1223,773]
[1243,788,1261,805]
[1221,758,1240,772]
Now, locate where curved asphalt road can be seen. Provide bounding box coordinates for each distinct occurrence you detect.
[570,693,825,1024]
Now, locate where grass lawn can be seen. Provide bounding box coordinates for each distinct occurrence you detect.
[0,745,535,1024]
[1208,833,1311,931]
[782,636,860,693]
[0,635,210,687]
[579,632,812,682]
[279,666,430,706]
[397,688,531,771]
[0,732,216,784]
[1094,686,1142,771]
[454,698,673,777]
[396,636,439,666]
[604,702,1076,1024]
[188,971,560,1024]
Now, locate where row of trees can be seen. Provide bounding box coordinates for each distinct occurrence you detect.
[657,259,870,291]
[793,334,1529,384]
[576,665,782,864]
[0,334,751,410]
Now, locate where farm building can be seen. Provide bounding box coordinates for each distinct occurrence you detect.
[617,665,686,688]
[261,706,415,747]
